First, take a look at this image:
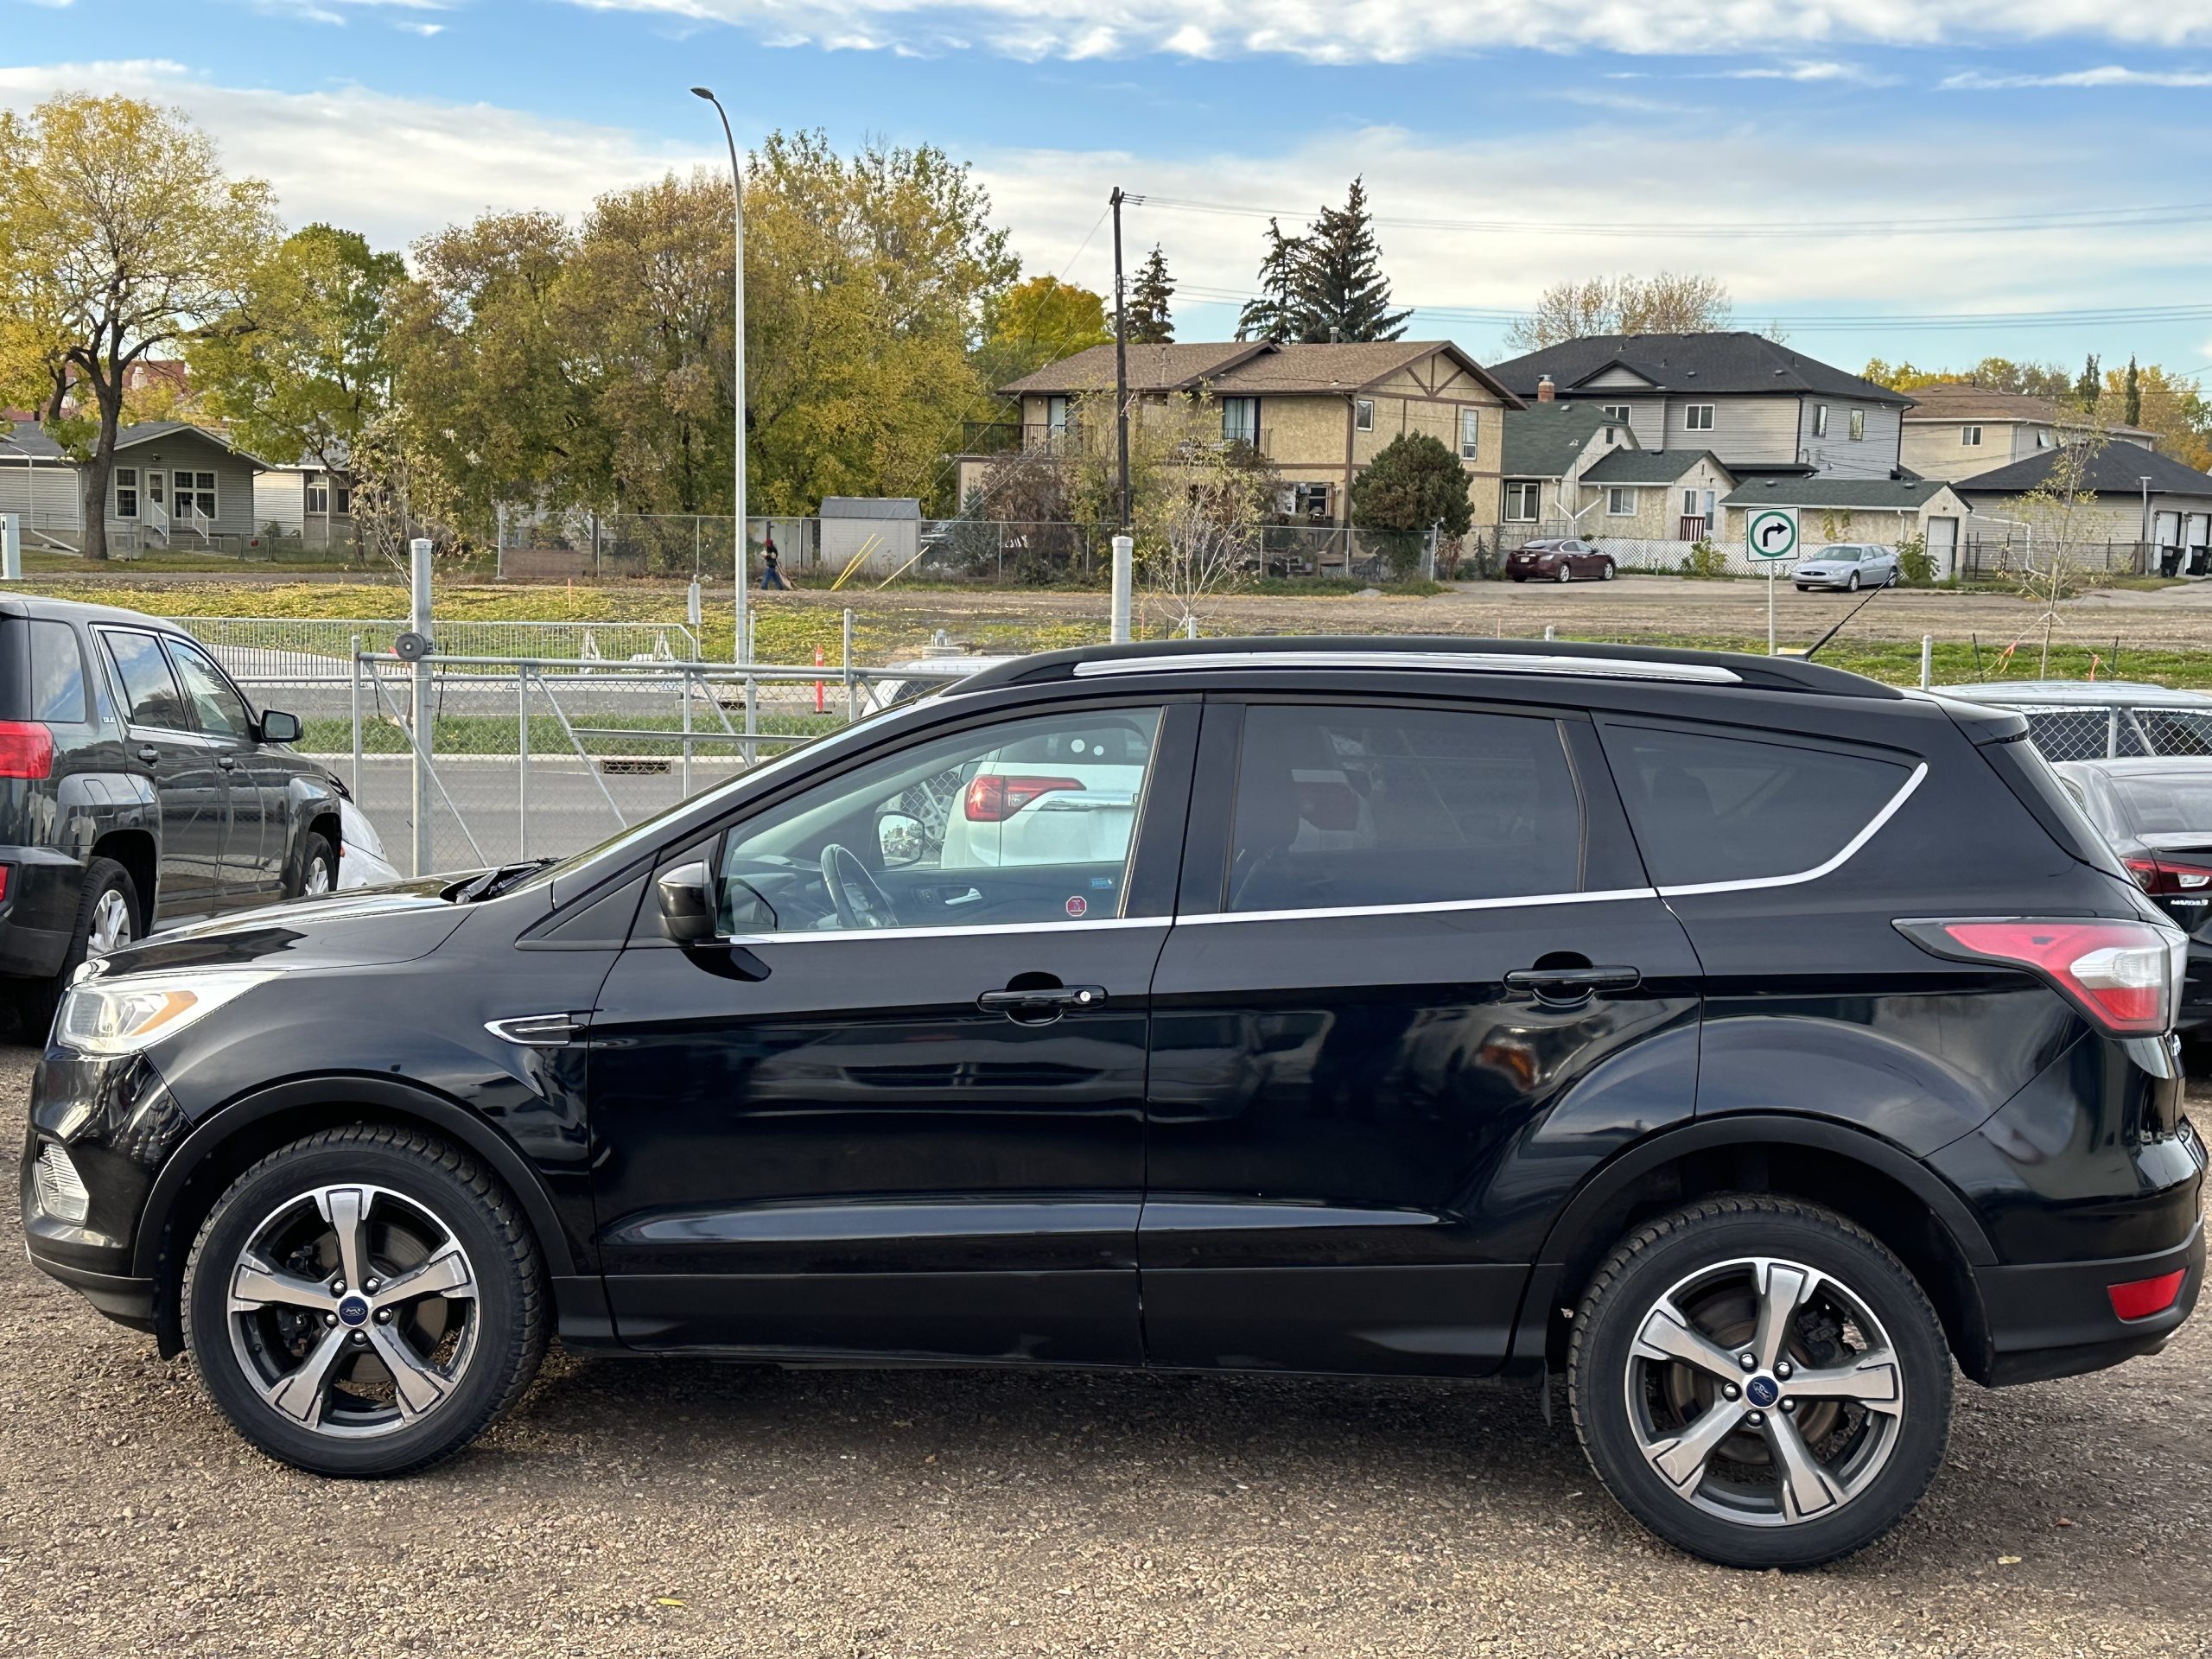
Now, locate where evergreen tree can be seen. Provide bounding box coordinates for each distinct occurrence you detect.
[2125,354,2142,427]
[2076,353,2101,408]
[1124,245,1175,345]
[1235,219,1305,343]
[1289,177,1408,344]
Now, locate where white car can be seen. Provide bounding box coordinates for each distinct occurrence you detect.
[857,652,1020,715]
[933,713,1153,872]
[337,798,404,890]
[1794,543,1900,592]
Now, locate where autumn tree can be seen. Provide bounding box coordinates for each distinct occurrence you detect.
[1125,246,1175,345]
[974,276,1113,392]
[1506,272,1732,351]
[191,223,404,479]
[1861,356,2069,397]
[0,94,276,557]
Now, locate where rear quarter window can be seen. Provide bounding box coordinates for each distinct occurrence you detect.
[1600,723,1913,888]
[0,618,92,724]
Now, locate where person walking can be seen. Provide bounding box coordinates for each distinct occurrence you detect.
[760,529,788,590]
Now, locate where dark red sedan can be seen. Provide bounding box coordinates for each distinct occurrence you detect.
[1506,537,1617,583]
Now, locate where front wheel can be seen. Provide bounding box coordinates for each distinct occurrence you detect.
[182,1125,547,1478]
[1600,560,1617,582]
[1846,571,1861,592]
[292,830,338,899]
[1568,1196,1950,1568]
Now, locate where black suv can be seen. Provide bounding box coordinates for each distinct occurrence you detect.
[22,637,2203,1568]
[0,596,342,1020]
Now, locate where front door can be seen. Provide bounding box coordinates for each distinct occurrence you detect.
[1141,696,1701,1376]
[162,634,278,908]
[96,626,227,924]
[588,698,1196,1364]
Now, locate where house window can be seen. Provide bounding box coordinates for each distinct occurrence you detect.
[1683,489,1701,514]
[1814,405,1830,437]
[1354,398,1375,433]
[305,474,330,515]
[1223,397,1260,447]
[1459,408,1480,460]
[1684,404,1715,431]
[1849,408,1866,442]
[1603,425,1618,446]
[1503,480,1541,522]
[174,470,215,520]
[2036,429,2051,449]
[1961,425,1983,447]
[1607,487,1637,517]
[1602,404,1631,423]
[114,467,138,518]
[1291,482,1331,522]
[334,481,352,515]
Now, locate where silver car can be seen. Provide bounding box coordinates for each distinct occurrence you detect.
[1794,543,1899,592]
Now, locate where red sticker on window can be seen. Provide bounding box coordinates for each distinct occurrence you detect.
[1065,895,1088,918]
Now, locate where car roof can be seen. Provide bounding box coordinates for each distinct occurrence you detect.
[1936,680,2212,709]
[881,653,1021,679]
[0,594,190,635]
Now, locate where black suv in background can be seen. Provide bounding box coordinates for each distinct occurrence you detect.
[22,636,2203,1569]
[0,596,343,1020]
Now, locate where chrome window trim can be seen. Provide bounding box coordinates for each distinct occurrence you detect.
[1653,760,1929,898]
[719,915,1169,946]
[1182,886,1661,928]
[1070,651,1743,686]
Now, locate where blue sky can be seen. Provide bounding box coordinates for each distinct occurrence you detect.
[8,0,2212,384]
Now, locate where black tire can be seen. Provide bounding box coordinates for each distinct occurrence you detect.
[1567,1196,1950,1569]
[181,1124,547,1478]
[21,856,139,1037]
[290,829,338,899]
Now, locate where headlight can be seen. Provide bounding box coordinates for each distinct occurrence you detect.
[54,969,277,1056]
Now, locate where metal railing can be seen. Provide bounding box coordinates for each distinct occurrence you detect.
[180,616,703,684]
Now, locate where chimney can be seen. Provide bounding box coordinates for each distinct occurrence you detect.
[1536,375,1555,403]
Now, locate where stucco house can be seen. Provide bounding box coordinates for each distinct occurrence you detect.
[961,339,1523,532]
[0,419,267,554]
[1487,333,1914,482]
[1497,401,1633,533]
[1901,385,2158,482]
[1720,476,1974,578]
[1952,445,2212,575]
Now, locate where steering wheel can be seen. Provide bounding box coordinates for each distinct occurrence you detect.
[819,843,900,931]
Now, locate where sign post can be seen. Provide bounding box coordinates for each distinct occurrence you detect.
[1746,507,1799,656]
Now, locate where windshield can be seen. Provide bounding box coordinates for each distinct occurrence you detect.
[2112,773,2212,835]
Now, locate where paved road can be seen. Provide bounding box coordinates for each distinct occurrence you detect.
[1,1038,2208,1656]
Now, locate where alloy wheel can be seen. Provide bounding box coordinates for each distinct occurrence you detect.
[303,856,334,896]
[87,889,134,957]
[1624,1255,1904,1528]
[225,1184,480,1438]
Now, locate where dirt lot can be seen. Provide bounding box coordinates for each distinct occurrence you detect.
[3,1039,2208,1657]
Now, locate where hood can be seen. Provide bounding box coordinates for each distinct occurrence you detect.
[93,880,479,978]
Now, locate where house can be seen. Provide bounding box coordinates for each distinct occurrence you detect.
[1580,448,1739,543]
[254,460,354,548]
[1497,401,1634,534]
[1951,445,2212,575]
[1900,385,2159,482]
[0,419,267,554]
[1487,333,1914,481]
[962,340,1523,531]
[1496,398,1736,551]
[1719,476,1974,577]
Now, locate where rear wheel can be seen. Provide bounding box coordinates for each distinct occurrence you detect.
[1555,563,1573,583]
[21,857,139,1036]
[1568,1196,1949,1568]
[182,1125,547,1477]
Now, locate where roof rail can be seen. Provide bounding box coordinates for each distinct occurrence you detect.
[953,635,1900,699]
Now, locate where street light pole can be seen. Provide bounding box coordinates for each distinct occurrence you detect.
[693,86,749,662]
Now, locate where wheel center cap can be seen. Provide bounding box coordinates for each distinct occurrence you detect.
[1745,1375,1781,1408]
[337,1295,371,1327]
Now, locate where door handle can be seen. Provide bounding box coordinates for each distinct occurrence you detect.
[136,746,159,765]
[977,984,1107,1014]
[1505,964,1642,996]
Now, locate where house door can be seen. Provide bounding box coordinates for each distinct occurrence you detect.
[1926,516,1959,581]
[2186,512,2210,577]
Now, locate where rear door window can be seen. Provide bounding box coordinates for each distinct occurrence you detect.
[1225,703,1586,913]
[1601,723,1914,889]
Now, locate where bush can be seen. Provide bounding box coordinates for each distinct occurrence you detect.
[1897,533,1934,587]
[1681,539,1726,579]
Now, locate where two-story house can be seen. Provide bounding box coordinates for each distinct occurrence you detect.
[1487,333,1915,482]
[962,340,1522,531]
[1900,385,2159,482]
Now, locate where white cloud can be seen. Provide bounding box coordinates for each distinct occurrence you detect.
[0,60,708,251]
[1717,60,1897,84]
[563,0,2212,62]
[395,18,446,32]
[1942,65,2212,87]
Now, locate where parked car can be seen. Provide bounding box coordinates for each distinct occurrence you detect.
[0,595,344,1023]
[24,636,2202,1571]
[1938,680,2212,761]
[1793,544,1899,593]
[855,651,1019,715]
[2053,757,2212,1033]
[1506,538,1616,583]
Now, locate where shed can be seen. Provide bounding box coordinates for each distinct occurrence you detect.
[820,498,921,580]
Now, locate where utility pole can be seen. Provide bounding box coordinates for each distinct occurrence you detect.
[694,86,749,660]
[1109,187,1134,642]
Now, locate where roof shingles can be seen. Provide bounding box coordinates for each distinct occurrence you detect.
[1490,332,1913,408]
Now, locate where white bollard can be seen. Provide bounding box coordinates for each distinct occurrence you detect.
[1110,535,1134,644]
[1921,634,1934,690]
[0,513,19,581]
[410,537,434,876]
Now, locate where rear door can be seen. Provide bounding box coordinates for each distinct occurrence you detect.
[95,626,226,923]
[162,634,283,909]
[1140,694,1702,1377]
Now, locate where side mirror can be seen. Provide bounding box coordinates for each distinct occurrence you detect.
[655,861,718,944]
[876,811,926,868]
[259,709,302,744]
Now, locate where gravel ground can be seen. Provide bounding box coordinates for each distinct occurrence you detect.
[3,1037,2207,1658]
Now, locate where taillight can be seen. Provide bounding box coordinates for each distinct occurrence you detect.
[1898,918,2186,1036]
[2126,855,2212,896]
[963,774,1085,822]
[2109,1269,2186,1322]
[0,721,53,779]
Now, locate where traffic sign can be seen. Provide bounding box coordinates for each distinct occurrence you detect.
[1747,508,1799,561]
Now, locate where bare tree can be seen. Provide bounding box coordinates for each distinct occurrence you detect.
[1506,272,1732,351]
[2012,404,2112,674]
[1141,431,1280,635]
